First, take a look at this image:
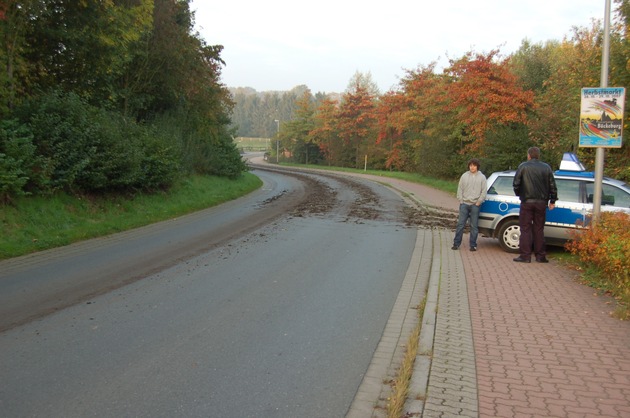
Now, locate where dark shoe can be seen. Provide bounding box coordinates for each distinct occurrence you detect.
[536,257,549,263]
[470,247,477,252]
[513,257,531,263]
[451,245,459,250]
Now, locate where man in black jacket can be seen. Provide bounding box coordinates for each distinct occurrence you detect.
[512,147,558,263]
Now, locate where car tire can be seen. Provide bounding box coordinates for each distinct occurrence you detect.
[497,219,521,253]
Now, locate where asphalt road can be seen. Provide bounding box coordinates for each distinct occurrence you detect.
[0,163,418,417]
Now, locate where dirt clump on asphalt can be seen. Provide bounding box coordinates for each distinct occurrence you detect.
[290,175,338,216]
[402,205,458,230]
[282,168,458,230]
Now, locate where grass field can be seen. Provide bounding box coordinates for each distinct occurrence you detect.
[234,137,271,151]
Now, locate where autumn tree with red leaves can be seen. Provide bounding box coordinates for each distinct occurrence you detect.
[336,85,378,168]
[309,98,340,164]
[443,50,535,153]
[374,91,409,170]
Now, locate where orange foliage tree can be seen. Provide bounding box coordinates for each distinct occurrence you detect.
[335,85,377,168]
[443,50,535,153]
[309,98,340,164]
[374,91,409,170]
[375,63,447,171]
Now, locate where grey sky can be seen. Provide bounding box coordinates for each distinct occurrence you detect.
[191,0,606,93]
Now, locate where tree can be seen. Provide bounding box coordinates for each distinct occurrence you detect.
[279,90,321,164]
[23,0,153,108]
[374,91,409,170]
[0,0,45,116]
[346,71,380,96]
[527,22,604,168]
[310,98,340,165]
[443,50,535,153]
[510,39,558,94]
[336,85,377,168]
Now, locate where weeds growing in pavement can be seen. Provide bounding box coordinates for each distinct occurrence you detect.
[387,298,426,418]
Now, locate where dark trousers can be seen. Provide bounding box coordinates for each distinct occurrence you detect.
[518,201,547,260]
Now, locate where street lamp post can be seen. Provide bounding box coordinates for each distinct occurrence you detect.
[274,119,280,163]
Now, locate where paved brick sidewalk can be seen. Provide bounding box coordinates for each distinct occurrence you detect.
[387,177,630,418]
[462,240,630,418]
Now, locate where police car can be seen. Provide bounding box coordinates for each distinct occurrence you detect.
[478,153,630,252]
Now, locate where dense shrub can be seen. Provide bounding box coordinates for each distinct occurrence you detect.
[26,91,99,192]
[10,91,183,196]
[0,120,38,202]
[181,128,247,180]
[1,90,245,201]
[565,211,630,317]
[202,134,248,179]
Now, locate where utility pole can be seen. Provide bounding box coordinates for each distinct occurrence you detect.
[592,0,612,222]
[274,119,280,163]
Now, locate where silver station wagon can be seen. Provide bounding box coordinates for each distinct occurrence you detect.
[478,153,630,252]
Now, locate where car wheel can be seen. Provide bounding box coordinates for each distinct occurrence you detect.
[497,219,520,253]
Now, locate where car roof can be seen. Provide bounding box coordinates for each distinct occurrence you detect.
[488,170,629,190]
[486,153,629,190]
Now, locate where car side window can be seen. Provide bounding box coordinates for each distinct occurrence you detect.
[555,179,581,203]
[487,176,515,195]
[585,182,630,208]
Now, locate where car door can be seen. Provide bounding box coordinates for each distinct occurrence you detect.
[544,178,589,240]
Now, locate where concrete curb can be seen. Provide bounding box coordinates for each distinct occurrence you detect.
[346,229,433,418]
[403,229,442,416]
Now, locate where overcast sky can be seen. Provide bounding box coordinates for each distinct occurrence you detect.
[190,0,606,93]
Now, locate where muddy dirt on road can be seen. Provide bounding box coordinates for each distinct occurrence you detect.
[255,164,458,230]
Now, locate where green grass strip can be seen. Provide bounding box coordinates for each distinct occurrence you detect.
[0,173,262,260]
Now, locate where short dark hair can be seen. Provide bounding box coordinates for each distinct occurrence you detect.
[528,147,540,159]
[468,158,481,169]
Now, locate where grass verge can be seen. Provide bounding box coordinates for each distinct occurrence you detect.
[0,173,262,260]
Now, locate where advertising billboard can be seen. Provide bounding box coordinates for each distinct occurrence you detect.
[579,87,625,147]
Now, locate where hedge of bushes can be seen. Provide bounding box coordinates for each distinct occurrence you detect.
[0,91,245,203]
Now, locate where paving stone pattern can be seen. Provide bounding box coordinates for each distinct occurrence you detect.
[338,173,630,418]
[462,240,630,418]
[422,229,478,418]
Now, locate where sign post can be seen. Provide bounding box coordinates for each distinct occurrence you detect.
[579,0,626,221]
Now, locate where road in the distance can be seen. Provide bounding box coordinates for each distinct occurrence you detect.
[0,163,419,417]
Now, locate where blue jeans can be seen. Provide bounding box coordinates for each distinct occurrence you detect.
[453,203,480,248]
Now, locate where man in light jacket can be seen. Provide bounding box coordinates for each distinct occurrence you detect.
[452,158,487,251]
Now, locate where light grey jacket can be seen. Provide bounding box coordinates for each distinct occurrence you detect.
[457,171,487,205]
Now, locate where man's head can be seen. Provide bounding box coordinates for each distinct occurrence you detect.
[527,147,541,160]
[468,158,481,172]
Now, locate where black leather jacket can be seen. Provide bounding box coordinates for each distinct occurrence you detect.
[513,159,558,204]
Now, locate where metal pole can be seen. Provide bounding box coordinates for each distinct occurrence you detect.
[592,0,612,222]
[274,119,280,163]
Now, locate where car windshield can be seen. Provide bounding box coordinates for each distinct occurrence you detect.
[487,176,515,196]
